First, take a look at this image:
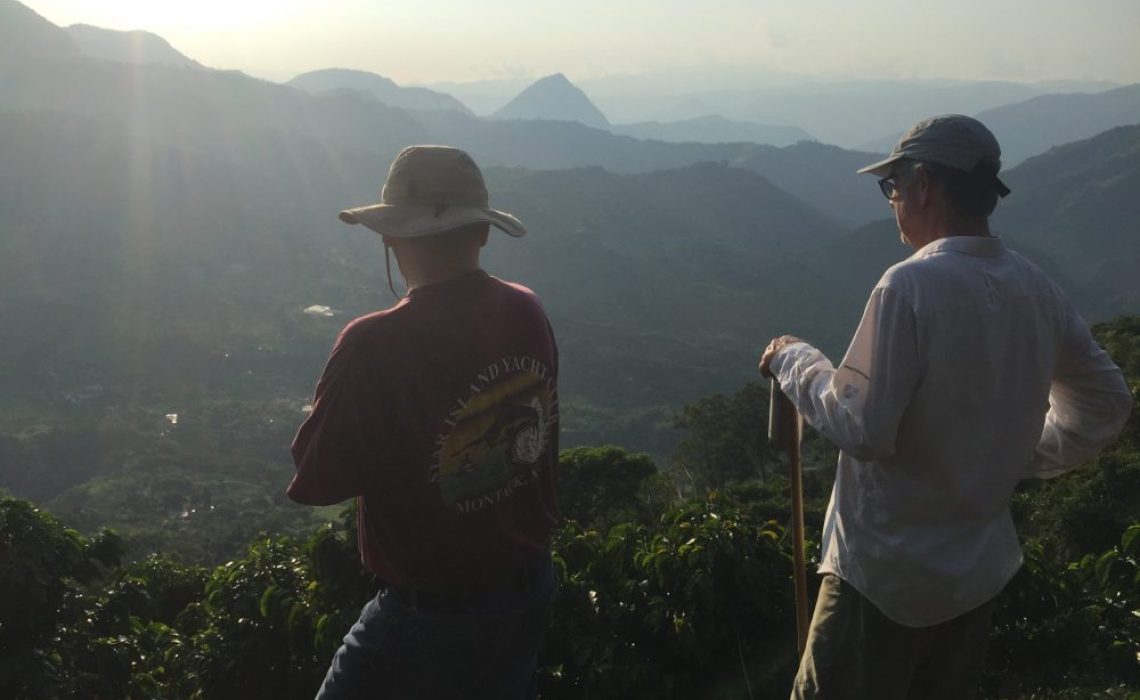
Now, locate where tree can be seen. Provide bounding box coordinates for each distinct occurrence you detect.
[0,498,123,698]
[542,495,800,699]
[1011,316,1140,563]
[3,315,1140,698]
[557,445,660,529]
[673,381,781,489]
[1092,316,1140,452]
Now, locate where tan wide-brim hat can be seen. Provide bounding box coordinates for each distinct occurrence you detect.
[339,145,527,238]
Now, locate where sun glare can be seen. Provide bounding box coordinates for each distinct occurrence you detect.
[37,0,316,31]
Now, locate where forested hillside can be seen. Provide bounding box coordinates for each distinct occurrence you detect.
[2,2,1140,696]
[3,11,1139,563]
[3,316,1138,699]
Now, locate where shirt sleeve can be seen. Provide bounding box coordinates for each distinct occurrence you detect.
[287,327,377,505]
[1029,307,1133,479]
[769,285,921,462]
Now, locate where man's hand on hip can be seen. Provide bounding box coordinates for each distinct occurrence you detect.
[760,335,804,378]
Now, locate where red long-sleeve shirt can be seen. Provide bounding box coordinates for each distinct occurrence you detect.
[289,270,559,587]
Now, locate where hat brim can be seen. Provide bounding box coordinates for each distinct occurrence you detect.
[856,154,904,178]
[338,203,526,238]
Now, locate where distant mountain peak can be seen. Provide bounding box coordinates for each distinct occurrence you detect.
[65,24,202,68]
[494,73,610,129]
[539,72,571,85]
[292,67,398,91]
[1,0,81,62]
[287,68,471,115]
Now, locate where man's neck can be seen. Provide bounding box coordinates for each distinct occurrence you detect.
[942,217,992,239]
[402,262,482,292]
[912,218,992,248]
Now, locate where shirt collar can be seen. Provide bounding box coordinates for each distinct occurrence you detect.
[913,235,1006,260]
[406,269,490,300]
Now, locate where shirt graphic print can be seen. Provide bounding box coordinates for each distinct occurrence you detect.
[430,355,557,514]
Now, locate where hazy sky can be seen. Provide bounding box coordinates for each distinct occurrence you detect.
[23,0,1140,87]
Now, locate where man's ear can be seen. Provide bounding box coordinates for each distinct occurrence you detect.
[478,228,490,248]
[915,167,933,208]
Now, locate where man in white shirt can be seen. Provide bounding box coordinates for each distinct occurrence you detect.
[759,114,1133,700]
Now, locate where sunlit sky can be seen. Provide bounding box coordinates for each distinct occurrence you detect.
[23,0,1140,87]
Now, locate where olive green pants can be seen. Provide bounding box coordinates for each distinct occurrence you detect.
[791,574,996,700]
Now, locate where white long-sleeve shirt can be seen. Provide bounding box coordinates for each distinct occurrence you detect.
[770,236,1132,627]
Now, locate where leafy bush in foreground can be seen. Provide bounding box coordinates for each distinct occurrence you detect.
[6,490,1140,699]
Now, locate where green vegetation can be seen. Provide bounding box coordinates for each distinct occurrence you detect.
[3,4,1139,697]
[2,316,1138,698]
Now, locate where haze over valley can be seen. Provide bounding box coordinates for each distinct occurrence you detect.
[2,0,1140,559]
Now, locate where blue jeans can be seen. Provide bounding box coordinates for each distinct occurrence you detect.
[315,554,556,699]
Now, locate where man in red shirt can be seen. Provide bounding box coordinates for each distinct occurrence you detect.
[289,145,560,699]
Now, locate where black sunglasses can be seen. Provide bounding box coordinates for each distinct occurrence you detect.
[878,177,900,200]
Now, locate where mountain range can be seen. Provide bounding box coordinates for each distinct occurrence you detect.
[0,13,868,220]
[597,80,1084,147]
[730,141,889,228]
[803,124,1140,323]
[493,73,611,129]
[491,74,815,147]
[287,68,473,115]
[1,0,1138,530]
[64,24,203,68]
[1,0,80,62]
[474,72,1139,174]
[609,115,812,147]
[994,123,1140,315]
[977,84,1140,166]
[860,84,1140,166]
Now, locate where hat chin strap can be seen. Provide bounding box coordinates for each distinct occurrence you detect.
[384,244,406,299]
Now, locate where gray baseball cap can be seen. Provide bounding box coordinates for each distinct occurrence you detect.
[339,145,527,238]
[857,114,1011,197]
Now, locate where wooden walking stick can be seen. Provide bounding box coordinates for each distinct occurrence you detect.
[769,379,810,657]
